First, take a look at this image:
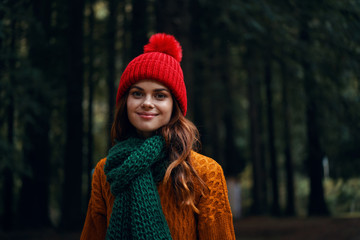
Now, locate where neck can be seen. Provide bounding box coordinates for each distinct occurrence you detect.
[136,130,155,139]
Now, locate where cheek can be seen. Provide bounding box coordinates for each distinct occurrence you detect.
[126,98,137,112]
[126,103,131,117]
[163,101,173,120]
[126,99,137,124]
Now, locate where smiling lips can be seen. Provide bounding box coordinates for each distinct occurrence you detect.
[137,112,158,120]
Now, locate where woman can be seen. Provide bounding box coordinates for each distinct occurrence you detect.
[81,33,235,240]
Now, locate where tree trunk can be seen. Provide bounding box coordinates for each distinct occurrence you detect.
[300,20,329,216]
[304,73,329,216]
[155,0,175,34]
[187,0,205,143]
[264,54,280,216]
[2,13,16,231]
[130,0,148,59]
[121,0,131,67]
[18,0,52,228]
[220,39,241,175]
[280,61,295,216]
[20,114,51,228]
[106,0,118,148]
[86,0,95,200]
[246,45,268,215]
[2,169,14,230]
[61,0,85,229]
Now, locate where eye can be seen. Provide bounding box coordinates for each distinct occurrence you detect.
[130,91,143,98]
[155,92,167,100]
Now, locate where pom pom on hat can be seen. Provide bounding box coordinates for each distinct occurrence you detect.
[116,33,187,115]
[144,33,182,62]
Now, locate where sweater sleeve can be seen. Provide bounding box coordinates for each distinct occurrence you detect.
[80,159,108,240]
[195,155,236,240]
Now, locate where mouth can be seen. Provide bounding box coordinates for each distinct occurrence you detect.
[137,112,158,120]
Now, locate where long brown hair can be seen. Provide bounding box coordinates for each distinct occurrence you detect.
[111,92,207,213]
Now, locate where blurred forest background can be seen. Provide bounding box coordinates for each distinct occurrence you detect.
[1,0,360,236]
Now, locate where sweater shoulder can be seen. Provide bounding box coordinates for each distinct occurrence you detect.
[96,157,107,169]
[190,151,224,179]
[92,158,107,184]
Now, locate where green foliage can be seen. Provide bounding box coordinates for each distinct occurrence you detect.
[325,178,360,215]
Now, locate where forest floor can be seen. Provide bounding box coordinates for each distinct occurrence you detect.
[233,216,360,240]
[1,216,360,240]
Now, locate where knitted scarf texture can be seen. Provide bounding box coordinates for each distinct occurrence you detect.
[104,135,172,240]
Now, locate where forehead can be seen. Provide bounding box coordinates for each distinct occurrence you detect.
[131,80,170,90]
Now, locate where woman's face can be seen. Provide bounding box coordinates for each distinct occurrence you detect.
[127,80,173,138]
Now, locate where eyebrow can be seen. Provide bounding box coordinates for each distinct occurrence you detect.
[130,86,170,92]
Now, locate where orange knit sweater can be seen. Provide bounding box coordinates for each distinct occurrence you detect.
[81,151,236,240]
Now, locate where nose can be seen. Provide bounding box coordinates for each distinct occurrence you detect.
[141,95,154,109]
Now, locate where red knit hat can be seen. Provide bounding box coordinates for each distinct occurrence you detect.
[116,33,187,115]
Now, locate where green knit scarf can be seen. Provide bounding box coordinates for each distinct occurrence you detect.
[104,135,172,240]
